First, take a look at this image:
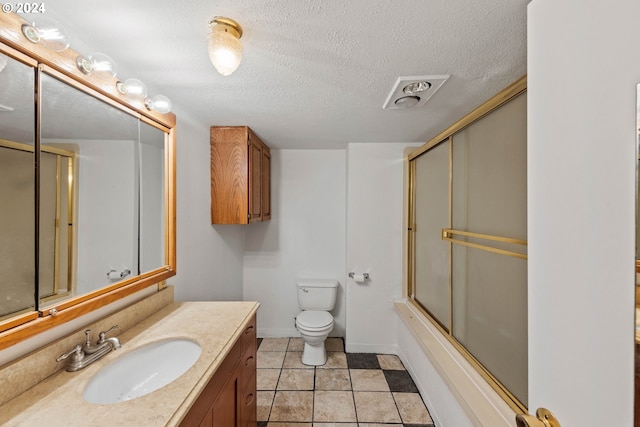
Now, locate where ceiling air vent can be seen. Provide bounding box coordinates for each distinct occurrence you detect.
[382,75,449,110]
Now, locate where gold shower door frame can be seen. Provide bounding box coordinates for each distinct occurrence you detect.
[0,139,75,308]
[407,76,528,413]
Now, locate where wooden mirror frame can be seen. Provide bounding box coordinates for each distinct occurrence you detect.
[0,13,176,350]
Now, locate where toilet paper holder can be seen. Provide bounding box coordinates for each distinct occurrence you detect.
[348,272,370,280]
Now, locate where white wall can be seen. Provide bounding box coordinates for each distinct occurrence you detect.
[528,0,639,424]
[168,111,245,301]
[75,140,136,294]
[345,143,420,353]
[344,142,480,424]
[140,125,165,273]
[243,149,346,338]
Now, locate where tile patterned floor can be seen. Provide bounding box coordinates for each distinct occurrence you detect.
[257,337,434,427]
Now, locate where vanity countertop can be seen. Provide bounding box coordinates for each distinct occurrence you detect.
[0,301,259,426]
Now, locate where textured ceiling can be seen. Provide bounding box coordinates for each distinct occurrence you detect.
[32,0,527,149]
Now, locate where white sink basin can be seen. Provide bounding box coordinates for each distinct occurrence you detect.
[83,338,201,404]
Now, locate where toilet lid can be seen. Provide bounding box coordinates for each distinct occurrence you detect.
[297,310,333,329]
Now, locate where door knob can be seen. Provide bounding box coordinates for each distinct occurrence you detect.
[515,408,560,427]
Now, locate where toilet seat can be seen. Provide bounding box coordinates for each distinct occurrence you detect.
[296,310,333,331]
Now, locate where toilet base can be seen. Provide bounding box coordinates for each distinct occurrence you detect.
[301,341,327,366]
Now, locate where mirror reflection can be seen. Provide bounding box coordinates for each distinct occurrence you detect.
[0,51,167,321]
[139,122,165,273]
[40,72,140,306]
[0,53,35,319]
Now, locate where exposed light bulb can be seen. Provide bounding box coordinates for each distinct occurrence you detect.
[394,96,420,109]
[87,52,117,77]
[21,17,70,52]
[403,81,432,95]
[117,78,147,100]
[145,95,172,114]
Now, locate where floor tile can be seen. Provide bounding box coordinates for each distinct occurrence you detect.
[377,354,404,370]
[317,351,348,369]
[315,369,351,391]
[269,391,314,422]
[346,353,381,369]
[393,392,433,424]
[313,390,357,422]
[257,337,435,427]
[283,351,313,369]
[384,369,419,392]
[325,337,344,352]
[257,351,286,369]
[353,391,402,423]
[277,369,315,390]
[287,337,304,351]
[259,338,290,352]
[267,423,312,427]
[257,369,281,390]
[350,369,390,391]
[313,423,357,427]
[257,390,275,421]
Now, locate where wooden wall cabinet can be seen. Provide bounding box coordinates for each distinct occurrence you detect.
[180,314,257,427]
[210,126,271,224]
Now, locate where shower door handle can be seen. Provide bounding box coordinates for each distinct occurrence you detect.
[515,408,560,427]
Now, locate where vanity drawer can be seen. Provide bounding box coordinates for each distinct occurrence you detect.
[242,346,256,389]
[241,370,257,427]
[242,314,256,352]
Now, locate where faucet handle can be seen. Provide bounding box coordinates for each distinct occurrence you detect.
[56,345,83,362]
[84,329,92,346]
[97,325,119,343]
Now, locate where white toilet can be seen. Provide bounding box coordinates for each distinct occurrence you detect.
[295,279,338,366]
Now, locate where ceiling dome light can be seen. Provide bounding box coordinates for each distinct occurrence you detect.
[207,16,243,77]
[394,96,420,109]
[403,81,432,95]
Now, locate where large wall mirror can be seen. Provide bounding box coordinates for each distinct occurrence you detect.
[0,13,176,350]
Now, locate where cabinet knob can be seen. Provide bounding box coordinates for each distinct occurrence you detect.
[245,355,254,367]
[245,393,255,405]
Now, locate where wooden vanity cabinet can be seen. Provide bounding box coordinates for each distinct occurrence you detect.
[180,314,257,427]
[210,126,271,224]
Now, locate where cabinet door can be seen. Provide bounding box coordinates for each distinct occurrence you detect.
[212,373,239,426]
[210,126,249,224]
[248,133,262,223]
[198,409,213,427]
[261,148,271,221]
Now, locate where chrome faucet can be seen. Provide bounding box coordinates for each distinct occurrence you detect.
[56,325,121,372]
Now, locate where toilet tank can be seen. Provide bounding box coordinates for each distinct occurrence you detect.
[297,279,339,310]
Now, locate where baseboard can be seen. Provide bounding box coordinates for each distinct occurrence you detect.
[257,328,299,338]
[343,341,399,355]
